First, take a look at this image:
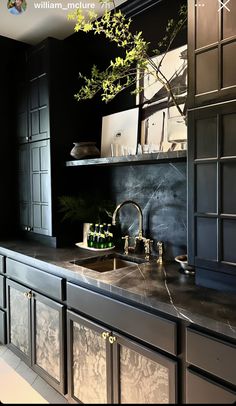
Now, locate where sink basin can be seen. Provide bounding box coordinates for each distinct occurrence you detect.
[70,253,145,273]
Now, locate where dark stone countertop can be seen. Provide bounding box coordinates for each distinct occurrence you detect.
[0,239,235,341]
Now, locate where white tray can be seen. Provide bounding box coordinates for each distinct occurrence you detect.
[75,242,115,251]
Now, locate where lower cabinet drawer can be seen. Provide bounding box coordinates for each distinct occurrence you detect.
[186,328,236,386]
[67,282,177,355]
[0,255,5,274]
[186,369,236,404]
[0,309,6,344]
[6,258,64,301]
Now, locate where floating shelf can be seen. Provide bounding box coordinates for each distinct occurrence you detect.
[65,150,187,167]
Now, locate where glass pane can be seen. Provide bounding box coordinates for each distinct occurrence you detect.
[10,286,29,356]
[120,346,169,404]
[35,301,60,381]
[73,321,107,404]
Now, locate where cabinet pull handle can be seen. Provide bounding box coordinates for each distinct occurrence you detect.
[27,291,33,299]
[109,336,116,344]
[101,331,110,340]
[25,136,29,141]
[23,292,28,298]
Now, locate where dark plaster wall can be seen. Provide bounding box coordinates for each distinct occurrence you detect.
[110,162,187,260]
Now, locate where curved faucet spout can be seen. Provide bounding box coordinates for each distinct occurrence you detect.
[112,200,143,240]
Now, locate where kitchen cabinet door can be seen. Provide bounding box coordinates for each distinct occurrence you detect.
[18,143,31,232]
[113,333,177,404]
[6,279,31,365]
[31,291,65,394]
[30,139,52,236]
[67,310,113,404]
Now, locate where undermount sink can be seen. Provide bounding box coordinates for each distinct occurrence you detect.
[70,253,146,273]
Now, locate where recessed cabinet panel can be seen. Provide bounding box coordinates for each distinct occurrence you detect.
[28,45,47,80]
[67,311,110,404]
[0,256,5,274]
[222,42,236,88]
[196,164,217,213]
[32,174,41,203]
[39,107,49,135]
[195,117,217,159]
[186,370,236,404]
[223,2,236,39]
[34,300,60,382]
[222,162,236,214]
[33,204,42,229]
[7,281,31,360]
[196,49,218,95]
[0,275,5,309]
[42,205,50,231]
[32,147,40,172]
[0,310,6,344]
[30,80,38,110]
[196,217,217,260]
[39,76,48,106]
[120,345,170,403]
[31,110,39,136]
[222,113,236,156]
[222,219,236,263]
[40,143,50,171]
[196,0,219,49]
[41,174,50,203]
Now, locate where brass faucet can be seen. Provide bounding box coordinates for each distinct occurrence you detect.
[112,200,143,241]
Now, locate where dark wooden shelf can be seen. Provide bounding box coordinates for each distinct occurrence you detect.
[65,150,187,167]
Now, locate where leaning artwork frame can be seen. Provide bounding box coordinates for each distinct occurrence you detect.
[101,107,139,158]
[138,45,188,153]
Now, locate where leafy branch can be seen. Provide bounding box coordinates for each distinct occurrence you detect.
[68,1,187,115]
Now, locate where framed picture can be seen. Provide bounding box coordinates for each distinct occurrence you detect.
[138,45,187,152]
[101,107,139,157]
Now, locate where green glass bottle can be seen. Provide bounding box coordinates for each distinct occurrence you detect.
[106,224,114,248]
[93,224,100,248]
[98,224,106,249]
[87,223,95,248]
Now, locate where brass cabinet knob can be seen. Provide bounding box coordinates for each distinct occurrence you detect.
[27,291,33,299]
[109,336,117,344]
[101,331,110,340]
[23,292,28,298]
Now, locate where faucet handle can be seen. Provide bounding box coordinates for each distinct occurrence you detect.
[144,239,153,260]
[122,235,130,255]
[157,241,164,265]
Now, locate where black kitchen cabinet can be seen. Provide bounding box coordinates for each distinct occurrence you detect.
[187,0,236,291]
[15,37,72,244]
[6,276,65,394]
[185,327,236,403]
[18,140,52,235]
[188,0,236,108]
[67,310,177,404]
[188,101,236,291]
[67,282,177,404]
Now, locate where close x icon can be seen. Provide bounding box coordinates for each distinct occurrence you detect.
[218,0,230,12]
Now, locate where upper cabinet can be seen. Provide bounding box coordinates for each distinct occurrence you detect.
[188,0,236,108]
[16,40,51,144]
[188,0,236,292]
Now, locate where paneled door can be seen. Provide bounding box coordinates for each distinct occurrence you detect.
[67,310,113,404]
[113,333,177,404]
[31,291,65,393]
